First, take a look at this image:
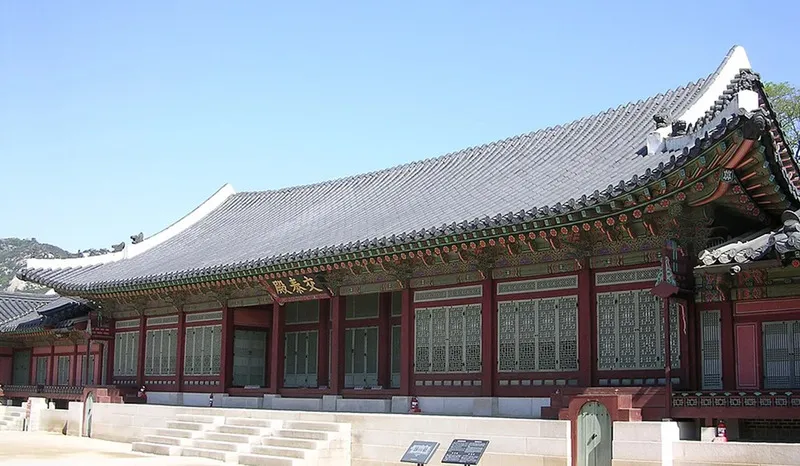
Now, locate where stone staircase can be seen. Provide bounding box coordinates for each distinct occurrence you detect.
[0,407,25,431]
[132,414,351,465]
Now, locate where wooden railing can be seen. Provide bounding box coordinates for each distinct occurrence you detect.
[1,384,84,397]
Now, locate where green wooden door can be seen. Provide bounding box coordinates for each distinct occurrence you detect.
[232,329,267,387]
[12,350,30,385]
[577,401,612,466]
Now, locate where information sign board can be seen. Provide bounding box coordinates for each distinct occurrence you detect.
[441,439,489,465]
[400,440,440,465]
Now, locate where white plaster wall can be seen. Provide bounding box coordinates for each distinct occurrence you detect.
[613,421,669,464]
[67,402,84,436]
[335,398,391,413]
[34,408,70,433]
[88,403,571,466]
[673,441,800,466]
[497,397,550,418]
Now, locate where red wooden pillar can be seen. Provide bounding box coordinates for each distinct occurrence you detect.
[106,319,116,384]
[719,301,736,390]
[330,296,346,393]
[683,299,695,390]
[72,344,79,385]
[176,309,186,391]
[268,303,285,393]
[663,297,672,419]
[399,288,413,395]
[378,292,393,388]
[137,316,146,387]
[577,266,593,387]
[220,304,234,391]
[318,299,330,387]
[48,345,55,385]
[480,277,495,396]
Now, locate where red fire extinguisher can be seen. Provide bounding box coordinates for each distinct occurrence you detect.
[409,396,422,414]
[716,420,728,442]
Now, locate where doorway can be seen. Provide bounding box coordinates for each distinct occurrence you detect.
[232,329,267,387]
[12,350,31,385]
[577,401,612,466]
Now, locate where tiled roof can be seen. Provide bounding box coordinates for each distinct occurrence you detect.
[0,296,90,333]
[20,46,797,293]
[698,209,800,267]
[0,292,58,324]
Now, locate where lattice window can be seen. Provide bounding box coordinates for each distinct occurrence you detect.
[144,328,177,376]
[344,327,379,387]
[700,309,722,390]
[35,357,47,385]
[346,294,380,320]
[391,292,402,316]
[285,301,320,324]
[57,356,70,385]
[183,325,221,376]
[497,296,578,372]
[763,320,800,389]
[113,331,139,377]
[284,330,318,387]
[78,354,96,385]
[595,290,681,371]
[414,304,481,373]
[414,304,482,373]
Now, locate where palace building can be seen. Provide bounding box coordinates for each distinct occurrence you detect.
[10,46,800,440]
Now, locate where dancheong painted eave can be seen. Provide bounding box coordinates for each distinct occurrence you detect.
[16,45,800,295]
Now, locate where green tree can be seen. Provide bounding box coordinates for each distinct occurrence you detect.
[763,82,800,158]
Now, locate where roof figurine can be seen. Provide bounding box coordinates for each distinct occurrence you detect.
[15,45,800,295]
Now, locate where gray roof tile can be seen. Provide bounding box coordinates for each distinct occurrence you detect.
[699,209,800,267]
[0,292,58,325]
[22,47,797,292]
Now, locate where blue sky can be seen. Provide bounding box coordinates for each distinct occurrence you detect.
[2,1,798,252]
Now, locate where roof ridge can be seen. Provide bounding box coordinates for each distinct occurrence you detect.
[236,77,711,199]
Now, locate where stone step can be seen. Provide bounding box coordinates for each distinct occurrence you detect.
[261,437,321,450]
[250,445,314,460]
[143,435,189,446]
[283,420,344,432]
[175,414,223,424]
[217,424,271,436]
[226,417,276,428]
[275,429,331,441]
[153,428,201,439]
[132,442,181,456]
[204,431,261,444]
[181,446,239,463]
[165,421,213,431]
[191,439,251,453]
[3,412,22,418]
[238,453,298,466]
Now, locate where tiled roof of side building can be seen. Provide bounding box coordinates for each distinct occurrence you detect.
[19,46,796,293]
[698,208,800,267]
[0,291,59,324]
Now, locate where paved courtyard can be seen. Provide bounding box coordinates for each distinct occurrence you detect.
[0,432,220,466]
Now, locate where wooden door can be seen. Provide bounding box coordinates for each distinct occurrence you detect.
[12,350,30,385]
[700,310,723,389]
[577,401,612,466]
[232,329,267,387]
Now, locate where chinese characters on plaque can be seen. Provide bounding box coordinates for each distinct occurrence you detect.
[271,275,325,296]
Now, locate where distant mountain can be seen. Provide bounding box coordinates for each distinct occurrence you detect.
[0,238,109,293]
